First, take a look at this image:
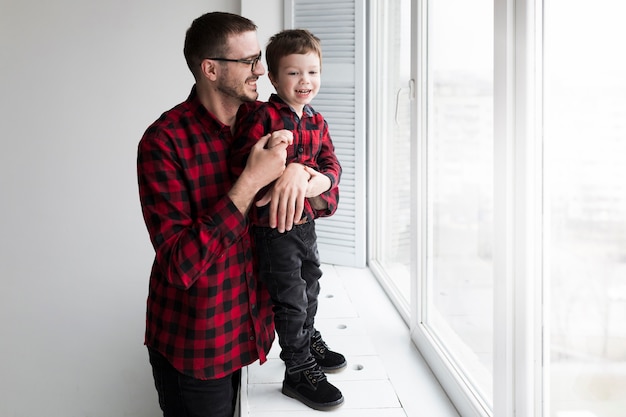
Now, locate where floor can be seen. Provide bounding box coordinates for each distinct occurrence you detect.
[239,264,460,417]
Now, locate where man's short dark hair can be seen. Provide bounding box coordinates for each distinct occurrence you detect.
[184,12,257,79]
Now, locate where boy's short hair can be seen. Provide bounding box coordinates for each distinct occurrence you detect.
[184,12,257,79]
[265,29,322,76]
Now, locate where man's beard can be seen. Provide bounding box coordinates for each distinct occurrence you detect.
[217,76,259,102]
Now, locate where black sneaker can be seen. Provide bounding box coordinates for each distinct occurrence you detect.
[282,357,344,411]
[310,330,347,373]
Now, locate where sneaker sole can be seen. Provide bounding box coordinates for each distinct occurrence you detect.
[282,384,345,411]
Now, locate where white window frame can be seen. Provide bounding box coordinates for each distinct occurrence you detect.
[493,1,544,416]
[366,0,413,324]
[409,0,545,416]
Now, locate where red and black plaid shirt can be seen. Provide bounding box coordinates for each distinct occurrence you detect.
[137,86,274,380]
[231,94,341,226]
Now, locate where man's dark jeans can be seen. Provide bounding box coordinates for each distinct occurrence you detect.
[148,347,240,417]
[253,221,322,369]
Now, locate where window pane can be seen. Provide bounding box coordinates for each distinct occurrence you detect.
[375,0,412,301]
[545,1,626,416]
[426,0,494,406]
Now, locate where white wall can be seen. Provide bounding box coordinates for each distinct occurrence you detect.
[242,0,283,100]
[0,1,279,415]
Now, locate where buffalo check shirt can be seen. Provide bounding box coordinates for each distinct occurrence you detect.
[231,94,341,225]
[137,86,274,380]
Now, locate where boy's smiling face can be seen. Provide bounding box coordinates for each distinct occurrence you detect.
[269,52,321,115]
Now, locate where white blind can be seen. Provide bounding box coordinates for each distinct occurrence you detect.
[284,0,366,267]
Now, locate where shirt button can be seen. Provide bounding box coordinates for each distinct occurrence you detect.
[249,336,255,341]
[298,146,304,153]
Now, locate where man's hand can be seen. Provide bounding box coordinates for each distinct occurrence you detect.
[245,133,288,188]
[256,163,310,232]
[229,134,287,214]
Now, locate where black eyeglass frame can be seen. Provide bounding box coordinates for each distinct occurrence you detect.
[206,53,262,72]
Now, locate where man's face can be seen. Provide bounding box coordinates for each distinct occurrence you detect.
[215,31,265,103]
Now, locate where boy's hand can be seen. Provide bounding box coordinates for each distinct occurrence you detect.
[303,166,331,198]
[267,129,293,149]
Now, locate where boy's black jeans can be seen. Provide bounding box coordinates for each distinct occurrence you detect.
[253,221,322,369]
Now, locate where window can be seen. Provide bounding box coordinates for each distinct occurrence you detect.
[368,1,626,415]
[371,0,495,413]
[423,0,495,408]
[545,1,626,415]
[368,0,412,317]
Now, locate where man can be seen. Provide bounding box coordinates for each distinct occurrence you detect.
[137,12,311,417]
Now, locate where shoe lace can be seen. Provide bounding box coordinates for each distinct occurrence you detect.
[303,362,327,384]
[311,333,328,355]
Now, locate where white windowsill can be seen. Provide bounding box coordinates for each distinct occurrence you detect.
[239,264,460,416]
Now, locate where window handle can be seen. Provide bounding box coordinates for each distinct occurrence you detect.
[395,79,415,126]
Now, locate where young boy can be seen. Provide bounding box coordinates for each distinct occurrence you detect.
[231,29,345,411]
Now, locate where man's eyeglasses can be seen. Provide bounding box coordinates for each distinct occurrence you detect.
[207,53,262,72]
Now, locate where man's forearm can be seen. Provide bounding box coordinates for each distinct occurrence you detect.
[228,172,259,215]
